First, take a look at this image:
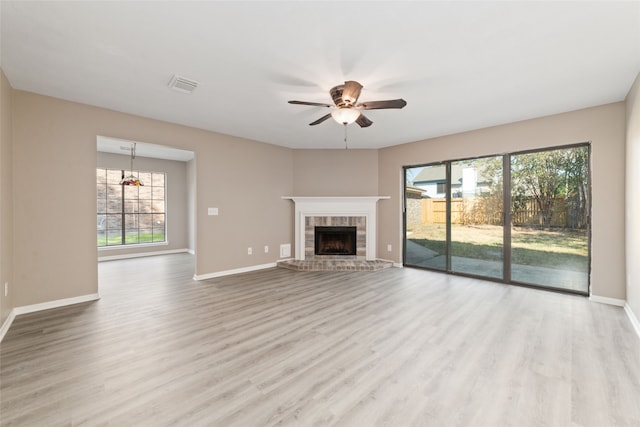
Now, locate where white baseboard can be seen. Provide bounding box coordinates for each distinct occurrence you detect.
[98,248,189,262]
[0,309,17,342]
[589,295,626,307]
[187,249,195,255]
[624,303,640,339]
[14,293,101,315]
[0,293,100,343]
[193,262,277,281]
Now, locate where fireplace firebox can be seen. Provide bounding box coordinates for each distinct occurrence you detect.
[314,226,357,256]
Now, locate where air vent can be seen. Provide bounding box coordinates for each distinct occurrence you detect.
[168,74,198,94]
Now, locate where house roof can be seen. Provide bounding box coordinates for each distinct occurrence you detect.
[1,1,639,150]
[412,163,492,185]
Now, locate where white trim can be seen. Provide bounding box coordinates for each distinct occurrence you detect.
[13,293,101,316]
[282,196,390,261]
[193,262,277,281]
[624,303,640,339]
[98,248,189,262]
[589,295,626,307]
[1,294,101,343]
[393,262,403,268]
[98,241,169,251]
[187,249,195,255]
[0,309,17,343]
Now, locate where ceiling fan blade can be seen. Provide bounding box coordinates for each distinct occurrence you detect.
[342,81,363,105]
[309,113,332,126]
[356,114,373,128]
[356,99,407,110]
[289,100,333,108]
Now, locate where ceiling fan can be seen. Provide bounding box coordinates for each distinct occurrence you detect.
[288,80,407,128]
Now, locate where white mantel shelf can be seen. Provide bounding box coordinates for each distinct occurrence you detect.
[282,196,390,261]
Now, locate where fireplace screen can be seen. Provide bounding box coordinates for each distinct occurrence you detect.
[314,226,357,256]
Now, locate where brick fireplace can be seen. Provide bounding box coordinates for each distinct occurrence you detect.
[282,196,389,261]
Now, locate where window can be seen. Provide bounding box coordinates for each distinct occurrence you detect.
[97,168,166,247]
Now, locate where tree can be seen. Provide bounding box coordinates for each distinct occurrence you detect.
[510,146,588,228]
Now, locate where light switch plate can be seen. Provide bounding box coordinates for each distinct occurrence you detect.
[208,207,219,216]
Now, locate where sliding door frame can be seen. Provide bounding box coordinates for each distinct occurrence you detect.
[403,142,591,296]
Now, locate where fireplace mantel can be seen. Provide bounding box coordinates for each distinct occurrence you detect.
[282,196,390,261]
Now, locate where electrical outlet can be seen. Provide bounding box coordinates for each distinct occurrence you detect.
[4,282,7,297]
[264,245,269,253]
[248,247,252,255]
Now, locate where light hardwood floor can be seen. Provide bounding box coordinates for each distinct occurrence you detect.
[1,254,639,426]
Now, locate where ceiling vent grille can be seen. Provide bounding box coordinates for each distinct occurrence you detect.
[168,74,198,94]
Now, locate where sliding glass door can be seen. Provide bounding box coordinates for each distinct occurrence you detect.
[403,144,590,295]
[449,157,504,279]
[510,145,590,292]
[404,164,447,271]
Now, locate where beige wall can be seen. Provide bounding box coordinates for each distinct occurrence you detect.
[12,90,293,307]
[626,73,640,317]
[379,103,627,300]
[292,149,378,196]
[96,152,190,257]
[0,70,14,325]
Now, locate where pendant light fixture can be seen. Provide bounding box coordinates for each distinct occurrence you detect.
[120,143,144,186]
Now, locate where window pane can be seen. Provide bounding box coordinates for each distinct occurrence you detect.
[97,214,106,231]
[139,214,153,229]
[139,229,153,243]
[107,184,121,199]
[106,213,122,229]
[97,185,107,199]
[139,199,152,213]
[152,187,165,199]
[139,172,152,185]
[96,168,107,184]
[125,231,139,244]
[404,164,447,270]
[107,169,122,184]
[138,186,152,198]
[510,146,589,292]
[97,199,107,213]
[152,214,165,242]
[97,230,106,247]
[153,229,166,242]
[449,156,504,279]
[152,173,165,187]
[124,185,139,199]
[106,198,122,213]
[152,200,165,213]
[124,199,138,213]
[124,213,139,228]
[107,229,122,246]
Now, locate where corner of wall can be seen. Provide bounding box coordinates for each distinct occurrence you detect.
[625,71,640,328]
[0,68,15,327]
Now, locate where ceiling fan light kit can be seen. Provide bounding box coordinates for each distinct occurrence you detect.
[331,107,361,125]
[289,80,407,128]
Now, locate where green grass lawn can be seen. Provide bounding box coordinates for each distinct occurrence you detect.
[407,224,588,272]
[98,233,165,246]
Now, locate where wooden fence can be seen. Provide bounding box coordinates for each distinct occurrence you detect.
[417,196,586,228]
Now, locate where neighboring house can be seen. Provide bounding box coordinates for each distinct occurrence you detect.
[412,163,492,199]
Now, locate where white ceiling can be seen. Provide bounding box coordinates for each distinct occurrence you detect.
[2,1,639,150]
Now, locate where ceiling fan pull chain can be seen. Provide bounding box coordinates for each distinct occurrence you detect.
[344,124,348,150]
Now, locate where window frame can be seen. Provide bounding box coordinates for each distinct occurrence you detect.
[97,168,167,248]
